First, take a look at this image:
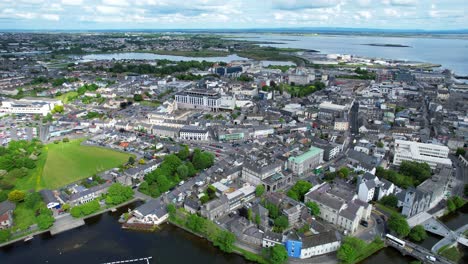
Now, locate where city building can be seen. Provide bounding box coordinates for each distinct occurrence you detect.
[0,97,62,116]
[300,230,341,259]
[175,89,221,111]
[179,126,209,141]
[288,147,324,175]
[393,140,452,169]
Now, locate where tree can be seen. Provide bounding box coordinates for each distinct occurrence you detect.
[451,196,466,208]
[51,104,64,114]
[456,148,466,156]
[380,194,398,208]
[192,149,214,170]
[376,141,384,148]
[287,180,312,202]
[255,185,265,197]
[305,201,320,216]
[264,244,288,264]
[176,164,188,180]
[338,167,350,178]
[138,181,149,194]
[24,192,42,209]
[139,159,146,165]
[8,190,25,202]
[255,213,261,226]
[62,203,70,212]
[213,230,236,253]
[186,214,205,233]
[133,94,143,101]
[447,199,456,212]
[105,183,134,206]
[0,229,11,243]
[177,145,190,160]
[388,213,410,237]
[166,204,176,218]
[408,225,427,242]
[337,237,366,264]
[247,208,253,221]
[128,156,135,165]
[337,243,359,264]
[264,202,279,219]
[399,161,431,183]
[274,216,289,232]
[37,212,55,230]
[62,137,70,143]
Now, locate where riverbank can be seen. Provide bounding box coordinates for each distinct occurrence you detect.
[0,197,141,248]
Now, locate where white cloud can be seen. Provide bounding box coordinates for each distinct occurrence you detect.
[96,5,122,14]
[384,8,400,17]
[383,0,418,6]
[42,14,60,21]
[102,0,130,7]
[61,0,83,5]
[272,0,342,10]
[356,11,372,20]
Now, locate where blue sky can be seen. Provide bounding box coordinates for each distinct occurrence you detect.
[0,0,466,30]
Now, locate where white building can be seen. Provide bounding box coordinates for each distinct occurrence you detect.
[175,89,221,111]
[357,173,395,203]
[1,98,62,116]
[300,231,341,259]
[393,140,452,169]
[179,126,209,141]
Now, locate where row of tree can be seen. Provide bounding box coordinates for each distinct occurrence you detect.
[139,146,214,198]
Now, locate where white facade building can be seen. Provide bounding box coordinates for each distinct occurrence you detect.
[393,140,451,169]
[1,98,62,116]
[179,126,209,141]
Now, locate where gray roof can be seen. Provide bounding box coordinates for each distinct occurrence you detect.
[135,198,167,217]
[0,200,16,215]
[339,203,360,221]
[69,182,111,201]
[301,230,341,248]
[39,189,59,204]
[263,230,283,242]
[307,190,344,211]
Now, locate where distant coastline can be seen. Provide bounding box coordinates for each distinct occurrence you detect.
[361,43,411,48]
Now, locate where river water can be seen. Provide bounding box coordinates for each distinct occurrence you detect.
[229,33,468,76]
[80,53,294,66]
[1,203,466,264]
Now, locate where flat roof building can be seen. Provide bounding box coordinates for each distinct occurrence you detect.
[393,140,451,169]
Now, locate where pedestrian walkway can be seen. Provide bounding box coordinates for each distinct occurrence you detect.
[50,215,85,235]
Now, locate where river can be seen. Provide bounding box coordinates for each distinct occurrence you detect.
[228,33,468,75]
[79,53,295,66]
[0,202,247,264]
[1,202,466,264]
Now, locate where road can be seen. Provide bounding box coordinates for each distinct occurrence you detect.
[449,155,467,197]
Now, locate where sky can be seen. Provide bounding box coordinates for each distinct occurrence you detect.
[0,0,466,30]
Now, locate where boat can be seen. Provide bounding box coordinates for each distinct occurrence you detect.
[24,235,34,242]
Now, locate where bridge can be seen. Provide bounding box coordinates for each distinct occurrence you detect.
[419,216,468,253]
[386,238,452,264]
[432,223,468,253]
[101,256,153,264]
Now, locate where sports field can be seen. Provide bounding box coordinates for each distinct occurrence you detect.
[24,139,132,190]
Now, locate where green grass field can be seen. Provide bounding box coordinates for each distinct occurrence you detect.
[14,139,132,190]
[39,139,132,189]
[55,91,78,104]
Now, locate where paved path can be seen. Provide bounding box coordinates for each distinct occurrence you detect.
[432,223,468,253]
[50,215,85,235]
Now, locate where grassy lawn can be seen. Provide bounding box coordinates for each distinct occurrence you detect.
[438,245,461,263]
[40,139,132,189]
[14,146,49,191]
[55,91,78,104]
[12,203,37,232]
